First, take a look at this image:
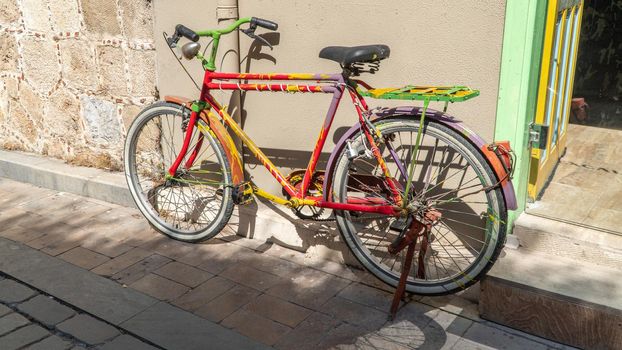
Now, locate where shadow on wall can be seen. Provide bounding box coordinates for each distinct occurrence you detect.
[226,33,354,254]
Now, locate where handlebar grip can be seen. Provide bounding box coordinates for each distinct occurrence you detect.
[175,24,199,42]
[251,17,278,31]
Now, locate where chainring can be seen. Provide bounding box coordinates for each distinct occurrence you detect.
[283,171,326,220]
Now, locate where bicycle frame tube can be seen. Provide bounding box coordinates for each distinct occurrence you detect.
[168,69,401,215]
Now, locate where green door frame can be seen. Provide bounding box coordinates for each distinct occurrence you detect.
[494,0,549,230]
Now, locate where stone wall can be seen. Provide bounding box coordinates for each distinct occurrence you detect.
[0,0,157,170]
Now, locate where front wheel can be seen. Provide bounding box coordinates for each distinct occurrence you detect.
[124,102,234,242]
[332,118,507,295]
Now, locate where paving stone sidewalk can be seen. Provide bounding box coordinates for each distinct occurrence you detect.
[0,177,575,349]
[0,275,158,350]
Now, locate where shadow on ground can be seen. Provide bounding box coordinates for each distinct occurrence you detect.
[0,177,568,349]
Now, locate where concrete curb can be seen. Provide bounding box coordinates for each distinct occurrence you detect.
[0,237,270,350]
[0,150,133,207]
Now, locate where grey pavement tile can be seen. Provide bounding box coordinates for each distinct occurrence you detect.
[99,334,159,350]
[274,312,340,350]
[393,301,441,330]
[0,312,30,336]
[0,226,46,244]
[221,308,292,346]
[0,304,12,317]
[25,222,83,246]
[25,232,67,250]
[302,257,363,282]
[154,261,213,288]
[172,276,235,312]
[337,282,393,311]
[0,183,56,207]
[415,311,474,350]
[316,322,369,349]
[17,294,76,327]
[57,314,120,345]
[0,323,50,349]
[0,278,37,303]
[429,309,474,335]
[265,268,351,310]
[321,296,388,330]
[220,263,285,292]
[451,338,497,350]
[419,333,463,350]
[91,247,152,277]
[369,319,428,349]
[244,293,313,328]
[0,207,41,230]
[460,322,549,350]
[27,334,73,350]
[39,230,89,257]
[140,238,196,261]
[355,328,416,350]
[120,301,271,350]
[80,236,134,258]
[77,209,155,246]
[129,274,189,301]
[246,253,305,278]
[17,192,81,212]
[57,247,110,270]
[0,238,158,325]
[53,200,113,228]
[192,242,260,274]
[194,284,260,323]
[19,192,111,228]
[358,271,405,294]
[111,254,172,285]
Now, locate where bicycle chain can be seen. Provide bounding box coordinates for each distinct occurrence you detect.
[305,211,391,223]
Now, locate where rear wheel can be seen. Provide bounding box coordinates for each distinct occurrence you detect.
[332,118,506,295]
[124,102,234,242]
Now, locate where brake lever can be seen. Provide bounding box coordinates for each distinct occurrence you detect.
[164,31,180,48]
[241,28,273,50]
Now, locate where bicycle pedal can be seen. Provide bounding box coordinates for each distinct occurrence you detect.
[232,182,254,205]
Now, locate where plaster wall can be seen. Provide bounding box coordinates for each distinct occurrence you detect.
[154,0,507,194]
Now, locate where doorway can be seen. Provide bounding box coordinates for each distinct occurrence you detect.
[526,0,622,234]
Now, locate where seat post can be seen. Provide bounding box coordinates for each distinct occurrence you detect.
[341,66,354,79]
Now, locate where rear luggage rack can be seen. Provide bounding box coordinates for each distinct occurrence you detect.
[357,85,480,103]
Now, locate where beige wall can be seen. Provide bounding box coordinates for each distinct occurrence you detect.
[0,0,157,170]
[154,0,506,193]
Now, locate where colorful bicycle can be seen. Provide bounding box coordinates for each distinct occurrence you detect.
[124,17,517,302]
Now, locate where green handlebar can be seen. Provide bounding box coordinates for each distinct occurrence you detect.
[195,17,251,71]
[196,17,251,37]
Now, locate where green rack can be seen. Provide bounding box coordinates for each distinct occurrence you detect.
[357,85,480,103]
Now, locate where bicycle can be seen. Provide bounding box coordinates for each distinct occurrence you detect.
[124,17,517,299]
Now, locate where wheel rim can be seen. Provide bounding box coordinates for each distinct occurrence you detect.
[127,108,230,237]
[336,121,503,292]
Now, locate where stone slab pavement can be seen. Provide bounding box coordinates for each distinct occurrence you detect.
[0,275,157,350]
[0,177,577,349]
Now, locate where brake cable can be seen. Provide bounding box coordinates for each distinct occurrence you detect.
[163,31,201,91]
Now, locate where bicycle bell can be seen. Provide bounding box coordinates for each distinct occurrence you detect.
[181,41,201,60]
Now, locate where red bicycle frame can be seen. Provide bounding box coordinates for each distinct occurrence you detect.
[167,70,402,216]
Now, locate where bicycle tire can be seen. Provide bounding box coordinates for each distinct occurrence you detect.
[124,102,234,242]
[332,117,506,295]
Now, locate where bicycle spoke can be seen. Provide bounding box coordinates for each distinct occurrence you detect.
[129,110,229,234]
[335,119,504,294]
